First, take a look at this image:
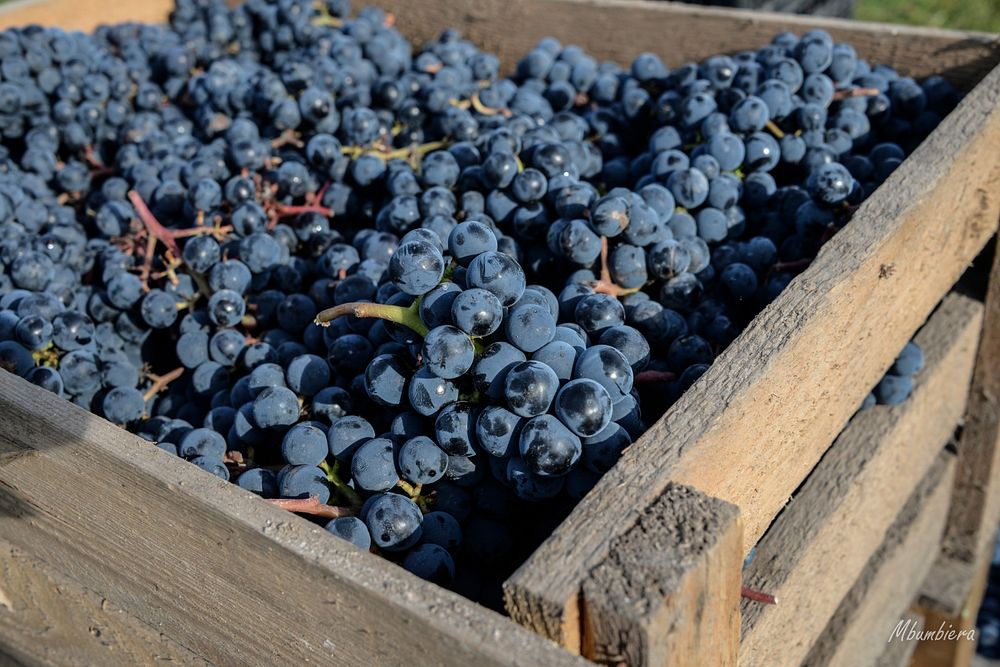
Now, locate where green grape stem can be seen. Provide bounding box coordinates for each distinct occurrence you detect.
[314,300,429,337]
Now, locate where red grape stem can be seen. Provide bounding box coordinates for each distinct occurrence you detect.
[634,370,676,383]
[142,366,185,402]
[741,585,778,605]
[590,236,641,297]
[128,190,182,257]
[267,496,354,519]
[314,299,429,337]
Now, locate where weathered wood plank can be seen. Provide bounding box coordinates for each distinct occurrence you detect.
[0,540,210,667]
[506,58,1000,646]
[0,0,174,30]
[875,612,923,667]
[801,452,956,667]
[579,485,741,667]
[376,0,1000,89]
[910,543,994,667]
[739,293,983,667]
[0,371,586,667]
[939,243,1000,585]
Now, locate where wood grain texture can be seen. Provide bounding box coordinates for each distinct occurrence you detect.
[579,484,741,667]
[0,371,586,667]
[874,612,923,667]
[0,540,210,667]
[801,452,956,667]
[739,293,983,667]
[940,243,1000,576]
[0,0,174,31]
[506,60,1000,646]
[911,546,993,667]
[375,0,1000,89]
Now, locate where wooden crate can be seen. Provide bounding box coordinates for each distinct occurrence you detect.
[1,1,1000,666]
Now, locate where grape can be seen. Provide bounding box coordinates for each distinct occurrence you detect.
[451,288,503,337]
[422,325,475,379]
[237,468,278,498]
[408,367,459,417]
[403,543,456,585]
[364,493,423,551]
[892,342,924,376]
[351,437,400,492]
[554,379,614,438]
[504,360,560,418]
[466,251,526,306]
[574,345,634,404]
[364,353,409,407]
[101,387,145,425]
[328,416,375,461]
[420,511,463,549]
[519,414,582,477]
[179,428,228,459]
[472,342,526,399]
[388,240,445,296]
[281,422,328,466]
[252,386,300,430]
[448,221,498,267]
[875,374,914,406]
[399,436,449,484]
[505,303,557,353]
[325,517,372,551]
[435,402,478,456]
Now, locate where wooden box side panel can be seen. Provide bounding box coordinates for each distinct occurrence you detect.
[740,293,983,667]
[0,0,174,31]
[375,0,1000,88]
[0,371,586,667]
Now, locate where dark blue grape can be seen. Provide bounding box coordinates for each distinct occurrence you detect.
[325,516,372,550]
[399,435,449,484]
[364,493,422,551]
[504,360,559,418]
[422,325,475,379]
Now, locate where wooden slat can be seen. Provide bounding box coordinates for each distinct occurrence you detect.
[740,293,983,667]
[0,372,586,667]
[579,484,741,667]
[376,0,1000,89]
[938,243,1000,589]
[801,452,956,667]
[0,0,173,30]
[506,59,1000,647]
[875,612,924,667]
[0,540,209,667]
[910,539,994,667]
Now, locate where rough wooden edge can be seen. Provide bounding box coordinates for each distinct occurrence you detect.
[801,452,956,667]
[740,293,984,667]
[911,534,995,667]
[0,540,210,667]
[506,59,1000,645]
[579,484,741,667]
[875,612,924,667]
[0,371,587,667]
[0,0,174,30]
[375,0,1000,88]
[938,242,1000,587]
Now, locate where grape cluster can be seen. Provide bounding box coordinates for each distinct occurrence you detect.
[0,0,960,606]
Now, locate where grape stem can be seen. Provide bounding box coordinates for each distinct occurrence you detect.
[764,120,785,139]
[320,460,364,508]
[267,496,353,519]
[832,87,880,101]
[741,585,778,605]
[634,370,676,383]
[129,191,182,257]
[142,366,185,402]
[314,300,429,337]
[590,236,641,297]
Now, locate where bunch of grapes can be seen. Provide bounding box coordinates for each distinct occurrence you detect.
[0,0,960,605]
